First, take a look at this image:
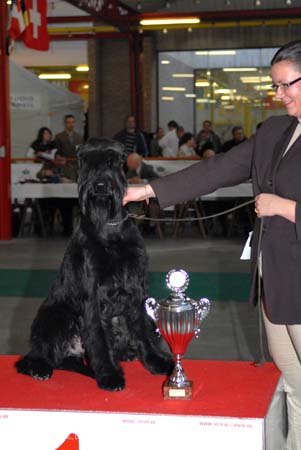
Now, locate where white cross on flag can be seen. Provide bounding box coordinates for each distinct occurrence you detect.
[8,0,27,41]
[23,0,49,51]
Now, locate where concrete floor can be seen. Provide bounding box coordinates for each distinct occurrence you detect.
[0,234,271,363]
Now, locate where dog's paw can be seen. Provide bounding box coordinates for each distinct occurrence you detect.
[16,356,53,381]
[97,373,125,391]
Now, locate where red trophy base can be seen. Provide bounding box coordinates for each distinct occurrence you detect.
[163,380,193,400]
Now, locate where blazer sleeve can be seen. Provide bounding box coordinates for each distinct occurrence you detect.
[150,134,255,208]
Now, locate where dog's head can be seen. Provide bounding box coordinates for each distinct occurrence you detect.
[77,138,127,222]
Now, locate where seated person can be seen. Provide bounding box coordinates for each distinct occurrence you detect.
[126,152,159,184]
[36,152,78,236]
[150,127,164,157]
[178,133,198,158]
[126,153,160,234]
[27,127,57,162]
[222,126,247,153]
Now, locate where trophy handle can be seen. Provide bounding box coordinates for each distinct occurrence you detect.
[145,297,160,336]
[195,297,210,338]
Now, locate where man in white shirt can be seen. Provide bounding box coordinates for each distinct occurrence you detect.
[159,120,179,157]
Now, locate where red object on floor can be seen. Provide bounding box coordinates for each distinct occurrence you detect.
[0,356,280,418]
[55,434,79,450]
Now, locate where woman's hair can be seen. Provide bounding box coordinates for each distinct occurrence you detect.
[36,127,52,142]
[271,40,301,71]
[179,132,193,147]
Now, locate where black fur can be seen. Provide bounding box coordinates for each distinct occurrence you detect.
[16,138,174,391]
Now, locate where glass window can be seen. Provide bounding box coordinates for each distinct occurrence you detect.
[158,48,285,143]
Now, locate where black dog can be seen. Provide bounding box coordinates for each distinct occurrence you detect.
[16,138,173,391]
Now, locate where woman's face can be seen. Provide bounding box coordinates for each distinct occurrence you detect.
[271,60,301,117]
[43,130,51,142]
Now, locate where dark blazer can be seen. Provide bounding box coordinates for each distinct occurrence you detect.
[151,115,301,324]
[55,131,83,158]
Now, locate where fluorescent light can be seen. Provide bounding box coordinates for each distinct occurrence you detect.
[221,95,230,100]
[195,50,236,56]
[185,93,197,98]
[162,87,186,91]
[224,105,235,110]
[240,76,272,83]
[83,84,89,89]
[196,98,216,103]
[140,18,200,26]
[161,96,174,101]
[39,74,71,80]
[253,84,273,91]
[76,65,89,72]
[223,68,258,72]
[172,74,194,78]
[6,0,12,4]
[214,88,236,94]
[195,81,210,87]
[161,60,170,64]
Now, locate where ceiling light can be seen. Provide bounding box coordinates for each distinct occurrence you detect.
[140,18,200,26]
[161,60,170,64]
[185,94,197,98]
[188,27,193,33]
[240,76,271,83]
[76,65,89,72]
[221,95,231,100]
[172,74,194,78]
[224,104,235,109]
[83,84,89,89]
[223,68,258,72]
[195,50,236,56]
[39,74,71,80]
[254,84,273,90]
[195,81,210,87]
[286,0,292,5]
[161,96,174,101]
[214,88,236,94]
[162,87,186,91]
[6,0,12,4]
[162,28,168,34]
[196,99,216,103]
[255,0,261,5]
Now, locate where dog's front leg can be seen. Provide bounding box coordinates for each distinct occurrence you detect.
[83,305,125,391]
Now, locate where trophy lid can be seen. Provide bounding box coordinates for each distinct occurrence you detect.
[166,269,189,294]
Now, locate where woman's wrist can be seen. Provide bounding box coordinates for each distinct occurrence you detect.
[144,184,155,200]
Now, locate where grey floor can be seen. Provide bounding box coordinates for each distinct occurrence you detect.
[0,234,271,363]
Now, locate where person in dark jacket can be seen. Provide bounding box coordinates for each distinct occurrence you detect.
[222,126,247,153]
[114,115,148,157]
[124,40,301,449]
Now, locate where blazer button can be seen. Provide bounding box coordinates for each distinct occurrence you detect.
[267,178,273,187]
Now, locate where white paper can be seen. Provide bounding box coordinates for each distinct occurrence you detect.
[240,231,253,260]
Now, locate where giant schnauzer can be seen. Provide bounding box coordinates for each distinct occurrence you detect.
[16,138,174,391]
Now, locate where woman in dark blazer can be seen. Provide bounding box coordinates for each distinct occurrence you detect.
[124,40,301,449]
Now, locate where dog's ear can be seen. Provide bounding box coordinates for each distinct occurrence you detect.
[106,149,122,169]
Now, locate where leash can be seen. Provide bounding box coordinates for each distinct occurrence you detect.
[128,199,255,222]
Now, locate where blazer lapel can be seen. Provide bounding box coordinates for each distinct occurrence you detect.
[271,116,298,175]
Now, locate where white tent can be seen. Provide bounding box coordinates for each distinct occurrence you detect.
[10,61,84,157]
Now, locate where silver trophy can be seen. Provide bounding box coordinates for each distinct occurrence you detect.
[146,269,210,400]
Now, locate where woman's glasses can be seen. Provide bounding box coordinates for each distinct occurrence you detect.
[271,76,301,92]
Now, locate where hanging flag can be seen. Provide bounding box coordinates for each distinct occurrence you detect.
[8,0,28,41]
[23,0,49,51]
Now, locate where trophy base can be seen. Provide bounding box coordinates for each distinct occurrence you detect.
[163,381,193,400]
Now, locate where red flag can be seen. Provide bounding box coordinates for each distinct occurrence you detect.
[8,0,27,41]
[23,0,49,51]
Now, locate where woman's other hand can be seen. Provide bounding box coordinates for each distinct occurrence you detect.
[255,193,296,223]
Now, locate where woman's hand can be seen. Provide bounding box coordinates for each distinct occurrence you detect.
[123,184,155,205]
[255,193,296,223]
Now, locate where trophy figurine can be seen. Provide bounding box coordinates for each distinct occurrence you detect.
[146,269,210,400]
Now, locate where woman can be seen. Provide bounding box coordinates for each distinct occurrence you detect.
[27,127,57,162]
[177,132,198,158]
[124,40,301,449]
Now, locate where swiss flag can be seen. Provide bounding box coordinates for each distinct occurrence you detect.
[8,0,27,41]
[23,0,49,51]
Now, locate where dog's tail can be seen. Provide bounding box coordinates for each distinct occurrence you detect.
[57,357,95,378]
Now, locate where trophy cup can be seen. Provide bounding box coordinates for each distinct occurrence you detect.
[146,269,210,400]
